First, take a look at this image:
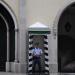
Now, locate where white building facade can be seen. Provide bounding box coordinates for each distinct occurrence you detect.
[0,0,75,75]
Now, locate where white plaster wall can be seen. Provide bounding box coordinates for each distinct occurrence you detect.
[25,0,66,27]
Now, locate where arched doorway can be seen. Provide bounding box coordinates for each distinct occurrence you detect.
[0,2,17,71]
[58,2,75,73]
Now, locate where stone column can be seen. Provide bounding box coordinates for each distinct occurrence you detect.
[7,30,9,62]
[14,29,19,62]
[13,28,19,73]
[19,0,27,73]
[6,29,10,72]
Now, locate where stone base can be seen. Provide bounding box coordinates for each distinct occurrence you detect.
[12,63,26,73]
[49,64,58,73]
[19,63,26,73]
[50,73,59,75]
[11,62,20,73]
[6,62,26,73]
[6,62,10,72]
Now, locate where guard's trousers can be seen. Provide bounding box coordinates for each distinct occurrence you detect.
[32,56,41,73]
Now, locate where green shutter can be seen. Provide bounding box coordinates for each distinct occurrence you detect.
[28,31,50,34]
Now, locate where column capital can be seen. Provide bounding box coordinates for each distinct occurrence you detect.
[15,28,19,32]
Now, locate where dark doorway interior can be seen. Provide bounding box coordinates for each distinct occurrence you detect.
[58,3,75,73]
[0,16,7,71]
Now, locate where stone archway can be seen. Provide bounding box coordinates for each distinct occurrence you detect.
[0,1,18,72]
[53,0,75,73]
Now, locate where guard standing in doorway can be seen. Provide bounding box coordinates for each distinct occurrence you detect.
[32,43,43,73]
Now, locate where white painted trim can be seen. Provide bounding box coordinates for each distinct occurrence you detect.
[29,56,32,59]
[29,61,32,65]
[45,61,49,65]
[29,50,32,53]
[44,39,48,42]
[44,44,48,48]
[45,56,49,59]
[29,44,33,48]
[45,50,48,53]
[29,39,33,42]
[28,67,32,71]
[45,67,49,70]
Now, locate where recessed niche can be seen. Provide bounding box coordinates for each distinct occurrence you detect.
[65,22,71,32]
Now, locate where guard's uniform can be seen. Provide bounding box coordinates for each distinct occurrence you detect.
[32,48,43,73]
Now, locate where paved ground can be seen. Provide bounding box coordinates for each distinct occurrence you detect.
[0,72,52,75]
[0,72,57,75]
[0,72,75,75]
[0,72,26,75]
[0,72,60,75]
